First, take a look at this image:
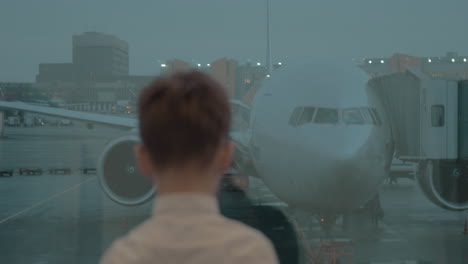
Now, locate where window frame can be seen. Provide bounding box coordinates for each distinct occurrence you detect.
[288,107,304,127]
[313,107,339,124]
[370,108,382,126]
[296,107,317,126]
[342,107,366,125]
[359,107,375,125]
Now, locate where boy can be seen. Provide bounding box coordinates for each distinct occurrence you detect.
[101,71,278,264]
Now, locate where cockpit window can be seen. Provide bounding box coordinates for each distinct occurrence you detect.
[360,107,375,125]
[296,107,316,126]
[343,108,365,125]
[290,106,379,126]
[314,108,339,124]
[289,107,317,127]
[288,107,303,126]
[370,108,382,126]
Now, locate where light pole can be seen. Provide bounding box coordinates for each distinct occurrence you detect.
[266,0,272,75]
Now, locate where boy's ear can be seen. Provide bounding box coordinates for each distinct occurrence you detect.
[134,144,154,177]
[219,141,234,172]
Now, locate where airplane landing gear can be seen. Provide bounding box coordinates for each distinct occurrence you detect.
[317,214,339,238]
[342,193,384,240]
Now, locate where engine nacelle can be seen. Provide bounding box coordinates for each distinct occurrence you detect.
[98,134,155,206]
[417,160,468,210]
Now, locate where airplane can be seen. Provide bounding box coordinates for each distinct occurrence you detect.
[234,0,392,230]
[231,57,395,232]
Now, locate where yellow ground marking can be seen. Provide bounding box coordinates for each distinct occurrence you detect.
[0,176,96,224]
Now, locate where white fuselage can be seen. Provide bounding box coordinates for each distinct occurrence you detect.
[248,58,393,213]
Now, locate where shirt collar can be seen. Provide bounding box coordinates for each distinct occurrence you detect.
[153,193,219,216]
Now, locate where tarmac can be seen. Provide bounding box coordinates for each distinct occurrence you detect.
[1,124,468,264]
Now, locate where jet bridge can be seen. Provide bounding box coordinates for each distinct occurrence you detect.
[368,69,468,211]
[368,69,458,161]
[0,111,4,137]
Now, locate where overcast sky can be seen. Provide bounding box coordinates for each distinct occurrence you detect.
[1,0,468,81]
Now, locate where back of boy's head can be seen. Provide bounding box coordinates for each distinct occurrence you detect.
[138,71,231,170]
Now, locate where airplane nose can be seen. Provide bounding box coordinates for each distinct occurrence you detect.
[293,127,377,210]
[308,158,374,210]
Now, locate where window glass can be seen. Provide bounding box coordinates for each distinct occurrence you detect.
[360,107,375,125]
[370,108,382,126]
[2,1,468,263]
[431,105,445,127]
[343,108,365,125]
[288,107,303,126]
[296,107,316,126]
[314,108,339,124]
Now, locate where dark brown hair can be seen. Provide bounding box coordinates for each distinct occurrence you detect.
[138,71,231,170]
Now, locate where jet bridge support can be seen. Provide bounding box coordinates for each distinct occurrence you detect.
[0,111,4,138]
[368,69,468,210]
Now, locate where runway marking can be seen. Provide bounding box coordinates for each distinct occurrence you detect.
[256,201,288,207]
[0,176,96,225]
[308,238,407,244]
[379,221,397,235]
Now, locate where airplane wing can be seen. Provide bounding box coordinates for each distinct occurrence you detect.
[0,99,248,130]
[1,100,260,178]
[0,101,136,129]
[229,131,251,152]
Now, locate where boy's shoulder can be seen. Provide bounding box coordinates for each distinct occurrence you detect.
[101,216,278,264]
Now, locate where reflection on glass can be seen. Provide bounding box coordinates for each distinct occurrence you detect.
[296,107,316,126]
[288,107,303,126]
[343,108,365,125]
[314,108,339,124]
[2,1,468,263]
[370,108,382,126]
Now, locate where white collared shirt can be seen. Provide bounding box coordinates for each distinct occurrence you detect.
[100,193,278,264]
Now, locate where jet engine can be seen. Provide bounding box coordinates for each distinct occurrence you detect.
[98,134,155,206]
[417,160,468,210]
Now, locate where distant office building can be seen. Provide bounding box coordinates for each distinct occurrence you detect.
[33,32,151,103]
[37,63,75,83]
[36,32,129,83]
[361,52,468,80]
[73,32,129,81]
